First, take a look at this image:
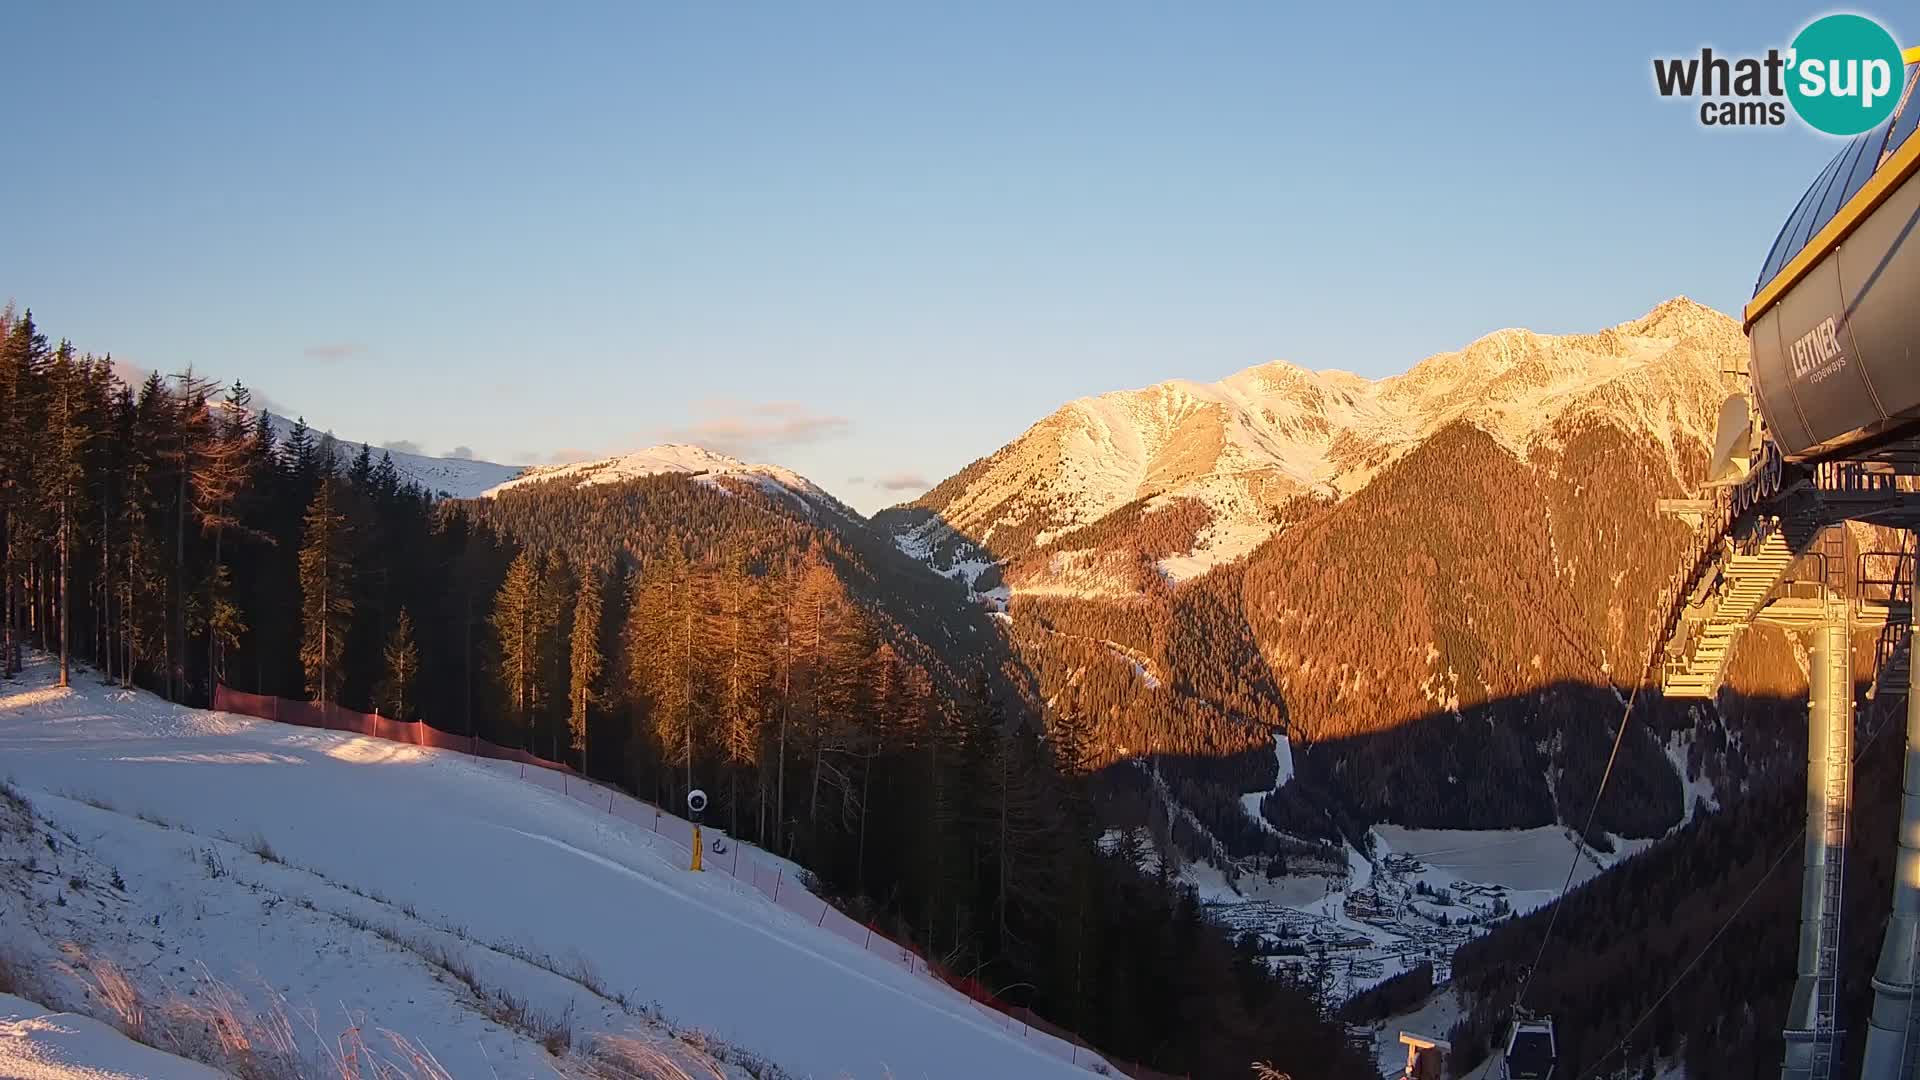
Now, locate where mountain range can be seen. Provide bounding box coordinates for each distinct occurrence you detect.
[880,296,1739,597]
[289,297,1754,845]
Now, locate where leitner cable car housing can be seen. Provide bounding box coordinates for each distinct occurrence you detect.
[1748,55,1920,461]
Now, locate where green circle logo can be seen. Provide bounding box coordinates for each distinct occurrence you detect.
[1787,14,1907,135]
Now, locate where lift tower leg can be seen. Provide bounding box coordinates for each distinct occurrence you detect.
[1862,556,1920,1080]
[1781,610,1854,1080]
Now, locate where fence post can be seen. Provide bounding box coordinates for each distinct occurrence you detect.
[817,904,827,927]
[774,871,782,901]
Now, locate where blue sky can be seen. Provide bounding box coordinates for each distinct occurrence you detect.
[0,2,1898,511]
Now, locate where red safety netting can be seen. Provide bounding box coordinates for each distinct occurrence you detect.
[211,685,1183,1080]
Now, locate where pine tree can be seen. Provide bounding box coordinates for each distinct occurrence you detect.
[126,374,173,687]
[536,551,571,758]
[568,568,603,768]
[380,607,419,719]
[0,310,50,676]
[41,343,90,686]
[297,478,354,704]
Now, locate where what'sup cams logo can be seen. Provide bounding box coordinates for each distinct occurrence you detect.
[1654,13,1916,135]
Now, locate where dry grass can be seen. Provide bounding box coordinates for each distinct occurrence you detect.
[0,776,30,818]
[46,948,456,1080]
[247,832,283,864]
[58,950,145,1042]
[562,1032,729,1080]
[0,948,41,999]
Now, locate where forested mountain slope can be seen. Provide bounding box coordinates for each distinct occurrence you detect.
[0,305,1371,1080]
[883,299,1750,848]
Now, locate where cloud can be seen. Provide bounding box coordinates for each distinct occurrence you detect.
[381,439,425,456]
[546,448,597,465]
[659,400,851,459]
[109,357,151,389]
[448,446,477,460]
[303,342,368,363]
[872,472,929,493]
[111,356,292,417]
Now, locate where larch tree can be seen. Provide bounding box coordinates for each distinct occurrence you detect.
[626,548,693,792]
[492,550,542,744]
[297,477,354,705]
[790,547,862,839]
[195,381,257,693]
[712,548,771,835]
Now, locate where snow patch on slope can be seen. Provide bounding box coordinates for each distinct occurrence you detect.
[1237,733,1294,834]
[257,412,524,499]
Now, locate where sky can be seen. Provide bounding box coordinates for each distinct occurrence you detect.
[0,1,1901,512]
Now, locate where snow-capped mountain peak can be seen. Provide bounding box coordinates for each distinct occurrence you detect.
[483,443,847,514]
[889,297,1743,594]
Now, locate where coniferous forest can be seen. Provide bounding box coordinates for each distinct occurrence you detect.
[0,306,1370,1079]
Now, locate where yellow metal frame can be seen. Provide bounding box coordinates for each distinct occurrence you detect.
[1746,52,1920,331]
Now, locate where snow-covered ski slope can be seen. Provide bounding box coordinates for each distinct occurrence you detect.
[0,994,225,1080]
[0,662,1107,1079]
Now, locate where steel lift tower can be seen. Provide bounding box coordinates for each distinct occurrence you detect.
[1656,53,1920,1080]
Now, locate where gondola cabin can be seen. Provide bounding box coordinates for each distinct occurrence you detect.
[1502,1016,1556,1080]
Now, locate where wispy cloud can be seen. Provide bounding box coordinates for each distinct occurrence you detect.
[381,439,424,456]
[872,472,928,492]
[303,342,368,363]
[659,399,851,459]
[448,446,477,460]
[546,448,597,465]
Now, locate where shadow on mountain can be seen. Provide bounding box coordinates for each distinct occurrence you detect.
[869,495,1821,848]
[1444,681,1902,1080]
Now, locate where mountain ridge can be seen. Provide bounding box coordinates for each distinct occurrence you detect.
[884,296,1742,595]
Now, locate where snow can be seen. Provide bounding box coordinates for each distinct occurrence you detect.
[1665,728,1720,826]
[484,444,848,516]
[915,298,1740,582]
[1236,733,1292,836]
[1271,732,1295,788]
[0,994,225,1080]
[261,413,523,500]
[0,660,1108,1080]
[1372,825,1626,911]
[1156,516,1276,582]
[1370,990,1462,1079]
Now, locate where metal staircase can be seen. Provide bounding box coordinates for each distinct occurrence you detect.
[1661,526,1799,699]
